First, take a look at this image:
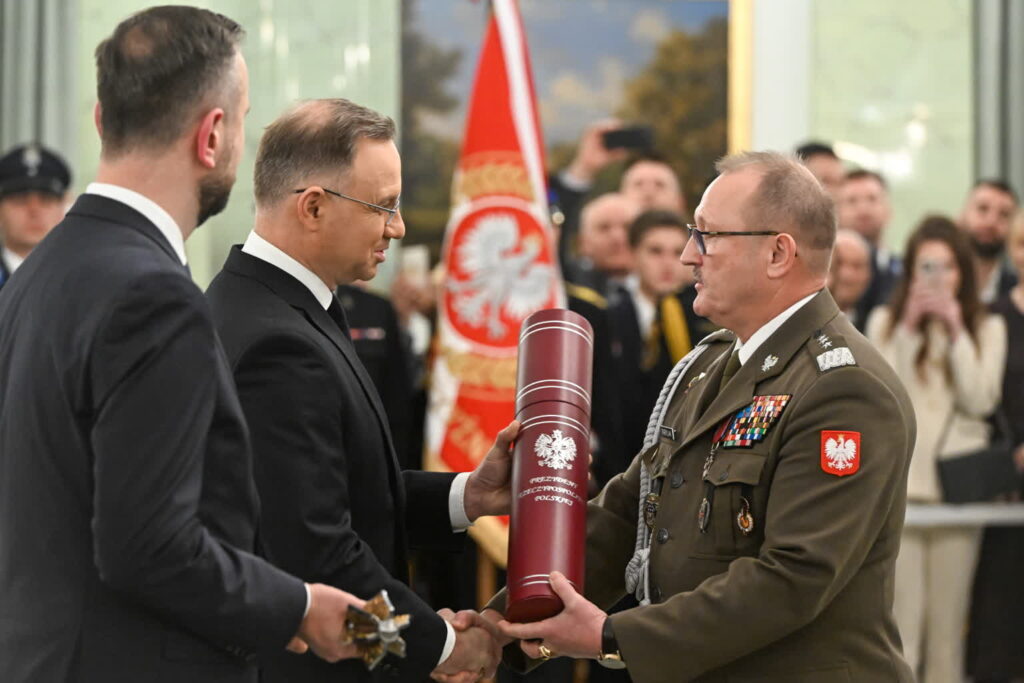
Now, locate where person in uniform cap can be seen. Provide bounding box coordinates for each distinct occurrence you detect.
[470,151,916,683]
[0,143,71,288]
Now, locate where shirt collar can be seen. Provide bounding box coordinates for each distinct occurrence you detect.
[241,230,334,310]
[85,182,187,265]
[1,248,24,274]
[734,290,819,366]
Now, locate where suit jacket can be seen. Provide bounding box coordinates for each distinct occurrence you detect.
[853,247,900,330]
[565,283,625,490]
[493,290,916,682]
[207,246,462,682]
[0,195,306,683]
[608,285,716,470]
[337,284,417,470]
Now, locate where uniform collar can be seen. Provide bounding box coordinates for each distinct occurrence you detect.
[735,291,818,366]
[85,182,187,265]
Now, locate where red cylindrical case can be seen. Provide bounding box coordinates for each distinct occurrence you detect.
[506,308,593,623]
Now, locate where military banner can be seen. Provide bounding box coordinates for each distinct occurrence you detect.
[424,0,563,567]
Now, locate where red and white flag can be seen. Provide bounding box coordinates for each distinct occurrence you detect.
[425,0,563,566]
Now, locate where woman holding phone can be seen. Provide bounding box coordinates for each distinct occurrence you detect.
[866,214,1006,683]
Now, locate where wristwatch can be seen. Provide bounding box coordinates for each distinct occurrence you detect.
[597,617,626,669]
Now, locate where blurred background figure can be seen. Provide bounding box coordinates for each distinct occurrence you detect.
[867,215,1007,683]
[608,209,710,473]
[967,208,1024,683]
[958,179,1019,304]
[838,169,902,327]
[828,228,873,329]
[567,192,639,294]
[0,143,71,289]
[619,151,687,214]
[795,140,844,201]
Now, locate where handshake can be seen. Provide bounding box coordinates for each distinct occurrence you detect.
[282,583,509,682]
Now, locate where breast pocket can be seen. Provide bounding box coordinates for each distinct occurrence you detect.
[690,451,766,560]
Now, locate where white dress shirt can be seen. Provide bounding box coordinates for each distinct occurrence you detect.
[623,274,656,338]
[1,248,24,275]
[733,291,819,366]
[85,182,187,265]
[241,230,467,664]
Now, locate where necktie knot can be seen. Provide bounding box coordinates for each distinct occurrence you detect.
[718,349,741,393]
[327,296,351,340]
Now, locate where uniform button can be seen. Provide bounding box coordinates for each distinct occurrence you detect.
[718,470,729,482]
[670,471,685,488]
[657,527,670,544]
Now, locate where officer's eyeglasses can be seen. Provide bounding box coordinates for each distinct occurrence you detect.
[293,187,401,227]
[686,224,780,255]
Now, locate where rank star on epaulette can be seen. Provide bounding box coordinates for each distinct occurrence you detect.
[816,332,832,349]
[718,394,792,448]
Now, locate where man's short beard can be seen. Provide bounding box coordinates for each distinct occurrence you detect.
[970,233,1005,260]
[196,172,234,228]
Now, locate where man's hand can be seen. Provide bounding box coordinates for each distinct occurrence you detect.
[431,609,502,683]
[565,120,629,184]
[464,421,520,521]
[291,583,366,662]
[497,572,605,661]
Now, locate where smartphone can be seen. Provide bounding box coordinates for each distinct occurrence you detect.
[919,260,943,290]
[602,125,654,151]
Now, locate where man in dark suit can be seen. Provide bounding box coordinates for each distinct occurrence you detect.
[207,98,514,682]
[958,178,1019,304]
[0,143,71,289]
[836,170,901,324]
[0,8,363,683]
[608,210,714,467]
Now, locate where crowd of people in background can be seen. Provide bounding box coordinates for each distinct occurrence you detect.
[1,123,1021,683]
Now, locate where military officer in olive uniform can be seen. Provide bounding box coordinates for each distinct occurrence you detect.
[480,151,916,683]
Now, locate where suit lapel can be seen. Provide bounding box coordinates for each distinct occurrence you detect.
[222,247,400,463]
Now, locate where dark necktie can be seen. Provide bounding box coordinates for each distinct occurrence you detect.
[717,348,742,394]
[326,296,351,340]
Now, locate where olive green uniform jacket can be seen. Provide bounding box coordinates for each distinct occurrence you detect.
[495,290,917,682]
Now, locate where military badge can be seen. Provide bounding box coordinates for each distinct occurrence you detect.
[761,355,778,372]
[717,394,792,448]
[644,492,661,529]
[736,496,754,535]
[698,496,711,533]
[820,430,861,476]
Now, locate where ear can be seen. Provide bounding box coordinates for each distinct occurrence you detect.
[195,107,226,170]
[766,233,799,279]
[93,102,103,137]
[294,187,326,231]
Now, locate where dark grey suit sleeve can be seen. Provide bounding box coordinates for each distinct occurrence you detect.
[88,272,306,653]
[232,332,447,680]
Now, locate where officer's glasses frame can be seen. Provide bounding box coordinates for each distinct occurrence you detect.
[293,187,401,227]
[686,224,780,255]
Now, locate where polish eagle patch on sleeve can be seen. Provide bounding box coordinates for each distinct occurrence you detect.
[821,430,861,476]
